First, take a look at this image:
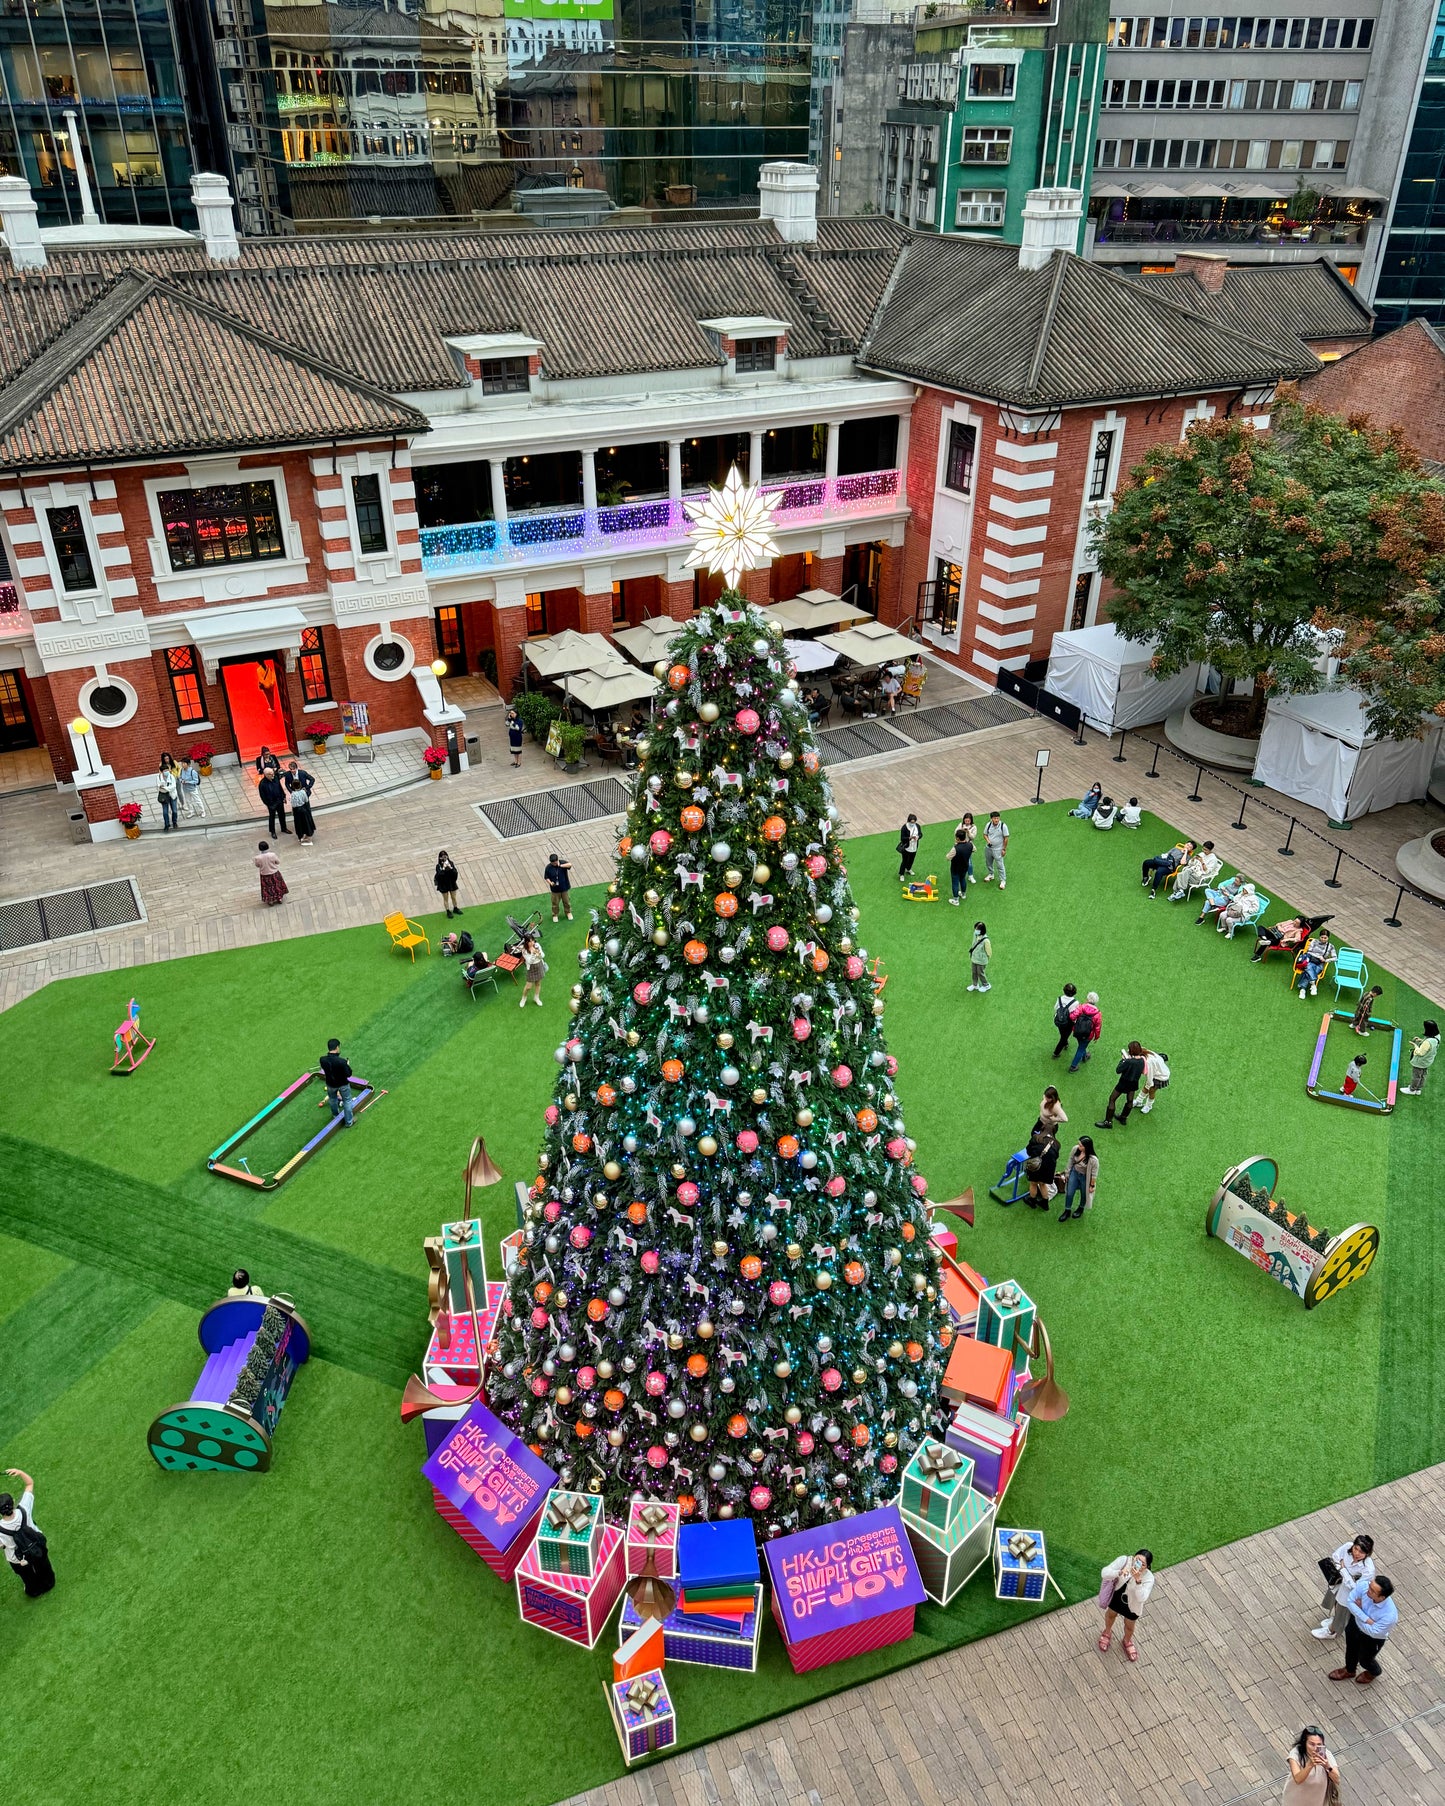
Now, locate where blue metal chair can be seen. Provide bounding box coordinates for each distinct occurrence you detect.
[1334,948,1368,1007]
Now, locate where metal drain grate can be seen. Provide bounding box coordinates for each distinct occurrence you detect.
[0,876,145,953]
[476,776,634,840]
[891,695,1031,741]
[816,720,908,765]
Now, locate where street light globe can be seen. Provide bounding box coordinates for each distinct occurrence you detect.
[72,717,91,735]
[431,659,448,677]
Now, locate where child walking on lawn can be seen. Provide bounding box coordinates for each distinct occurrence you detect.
[1350,986,1383,1035]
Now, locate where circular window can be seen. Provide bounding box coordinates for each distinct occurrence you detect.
[363,632,416,682]
[77,674,139,729]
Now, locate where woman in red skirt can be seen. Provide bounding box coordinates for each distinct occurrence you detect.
[254,839,288,906]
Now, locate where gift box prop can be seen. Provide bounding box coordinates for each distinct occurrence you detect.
[940,1259,987,1334]
[627,1498,681,1579]
[613,1616,665,1683]
[608,1671,676,1765]
[619,1585,764,1670]
[147,1293,310,1473]
[900,1490,995,1606]
[422,1400,556,1582]
[899,1439,974,1532]
[946,1401,1028,1501]
[517,1521,625,1647]
[993,1527,1054,1602]
[941,1335,1014,1416]
[401,1147,507,1428]
[766,1506,926,1675]
[1207,1153,1380,1311]
[536,1489,606,1577]
[976,1281,1036,1374]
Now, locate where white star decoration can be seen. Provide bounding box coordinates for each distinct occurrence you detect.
[683,465,780,591]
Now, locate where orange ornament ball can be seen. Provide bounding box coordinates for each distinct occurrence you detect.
[777,1134,800,1159]
[844,1260,866,1286]
[586,1297,608,1322]
[812,949,829,973]
[938,1324,955,1349]
[740,1254,763,1280]
[855,1107,878,1132]
[714,892,738,918]
[851,1423,870,1447]
[604,1388,625,1412]
[801,750,820,775]
[762,814,787,842]
[596,1083,616,1106]
[686,1353,709,1378]
[618,836,633,857]
[572,1132,592,1153]
[533,1280,553,1303]
[626,1200,648,1226]
[677,1493,697,1518]
[901,1221,917,1242]
[667,663,691,691]
[683,939,708,965]
[906,1340,924,1363]
[662,1058,684,1083]
[726,1413,749,1438]
[574,1419,593,1438]
[680,805,706,832]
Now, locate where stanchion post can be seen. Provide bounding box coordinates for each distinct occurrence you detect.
[1187,763,1204,802]
[1384,885,1405,929]
[1231,794,1248,831]
[1145,741,1161,780]
[1277,817,1296,857]
[1074,713,1086,747]
[1324,847,1345,890]
[1113,728,1128,764]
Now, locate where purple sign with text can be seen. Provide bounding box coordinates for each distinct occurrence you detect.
[764,1505,925,1636]
[421,1401,557,1551]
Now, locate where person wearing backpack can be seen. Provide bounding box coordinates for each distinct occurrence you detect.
[0,1469,54,1597]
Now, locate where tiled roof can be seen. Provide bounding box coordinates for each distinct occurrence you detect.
[1131,261,1374,361]
[0,274,428,472]
[860,237,1317,405]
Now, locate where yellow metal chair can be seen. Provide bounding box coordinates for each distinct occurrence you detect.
[385,912,430,961]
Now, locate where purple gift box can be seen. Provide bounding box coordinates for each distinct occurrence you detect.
[608,1669,676,1764]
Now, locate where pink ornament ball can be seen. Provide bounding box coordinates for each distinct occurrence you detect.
[831,1064,852,1088]
[792,1017,811,1041]
[766,925,789,952]
[821,1367,842,1392]
[806,854,827,878]
[736,1129,759,1154]
[633,981,653,1005]
[879,1453,898,1474]
[911,1174,929,1195]
[676,1180,699,1207]
[545,1104,559,1126]
[886,1055,899,1076]
[768,1279,792,1305]
[645,1370,667,1397]
[570,1225,593,1249]
[887,1136,907,1159]
[646,1445,668,1469]
[640,1249,661,1274]
[796,1430,815,1455]
[606,895,626,919]
[649,829,672,856]
[825,1176,846,1197]
[577,1366,596,1390]
[529,1368,548,1389]
[845,955,865,980]
[543,1200,562,1222]
[749,1485,772,1511]
[735,707,761,735]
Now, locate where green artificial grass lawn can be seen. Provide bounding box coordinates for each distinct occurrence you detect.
[0,808,1438,1805]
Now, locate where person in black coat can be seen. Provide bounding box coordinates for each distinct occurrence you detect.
[434,851,462,917]
[897,813,921,880]
[258,768,289,837]
[284,760,316,844]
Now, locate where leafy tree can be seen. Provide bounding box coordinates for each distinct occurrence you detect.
[1094,400,1445,734]
[1340,588,1445,741]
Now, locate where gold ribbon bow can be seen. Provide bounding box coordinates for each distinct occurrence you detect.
[993,1282,1023,1310]
[624,1678,662,1720]
[636,1503,671,1539]
[916,1444,962,1484]
[1005,1531,1040,1564]
[546,1492,595,1534]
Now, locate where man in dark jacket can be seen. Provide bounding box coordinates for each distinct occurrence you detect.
[1097,1041,1147,1128]
[319,1037,354,1127]
[258,768,289,837]
[543,851,573,922]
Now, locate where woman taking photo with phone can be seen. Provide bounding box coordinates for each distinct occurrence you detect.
[1284,1725,1340,1802]
[1097,1548,1154,1663]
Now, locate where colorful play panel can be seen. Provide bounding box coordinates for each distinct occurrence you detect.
[206,1069,384,1188]
[147,1294,311,1471]
[1207,1154,1380,1310]
[1307,1007,1403,1112]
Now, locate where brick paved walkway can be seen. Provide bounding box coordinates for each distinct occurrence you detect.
[565,1462,1445,1806]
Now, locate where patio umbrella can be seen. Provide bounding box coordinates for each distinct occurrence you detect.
[817,621,920,667]
[563,663,659,714]
[523,630,617,679]
[783,637,838,674]
[766,592,870,633]
[613,618,682,666]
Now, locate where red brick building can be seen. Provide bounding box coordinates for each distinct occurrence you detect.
[1300,317,1445,462]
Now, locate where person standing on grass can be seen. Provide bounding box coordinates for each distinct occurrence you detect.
[947,824,973,905]
[0,1470,53,1598]
[1405,1020,1439,1095]
[285,760,316,845]
[319,1037,354,1128]
[1138,1046,1170,1114]
[1096,1041,1146,1129]
[1329,1575,1397,1687]
[897,813,921,880]
[258,766,289,838]
[1068,992,1102,1072]
[1350,985,1383,1036]
[1097,1549,1153,1663]
[1052,983,1078,1058]
[982,811,1009,889]
[254,840,288,907]
[967,921,992,993]
[544,850,574,922]
[1060,1136,1097,1221]
[179,755,205,819]
[519,932,547,1008]
[1024,1124,1059,1209]
[434,850,462,918]
[506,708,524,768]
[1284,1727,1341,1801]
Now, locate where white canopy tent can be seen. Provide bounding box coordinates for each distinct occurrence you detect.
[1045,623,1201,733]
[1252,688,1443,823]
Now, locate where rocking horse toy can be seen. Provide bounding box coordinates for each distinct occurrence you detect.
[901,873,938,903]
[110,998,155,1076]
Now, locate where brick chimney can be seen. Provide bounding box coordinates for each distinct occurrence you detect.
[1175,250,1229,293]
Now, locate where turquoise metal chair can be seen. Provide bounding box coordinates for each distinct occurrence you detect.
[1334,949,1368,1007]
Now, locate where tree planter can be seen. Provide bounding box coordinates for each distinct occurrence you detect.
[199,762,213,777]
[310,740,328,756]
[1395,831,1445,901]
[1163,704,1259,773]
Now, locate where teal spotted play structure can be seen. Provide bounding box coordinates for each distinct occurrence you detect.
[146,1294,311,1472]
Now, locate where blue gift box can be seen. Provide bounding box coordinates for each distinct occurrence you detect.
[677,1516,760,1592]
[993,1525,1049,1602]
[608,1669,676,1764]
[619,1584,764,1671]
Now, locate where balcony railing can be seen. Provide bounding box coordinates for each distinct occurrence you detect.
[420,468,904,578]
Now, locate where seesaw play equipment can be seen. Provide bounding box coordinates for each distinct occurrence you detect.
[206,1069,385,1188]
[1306,1009,1402,1114]
[1207,1154,1379,1310]
[110,997,155,1075]
[147,1293,311,1471]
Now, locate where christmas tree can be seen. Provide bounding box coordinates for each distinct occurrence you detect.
[489,475,952,1539]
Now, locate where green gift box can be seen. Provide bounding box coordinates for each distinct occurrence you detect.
[899,1437,974,1532]
[900,1498,994,1606]
[536,1490,605,1578]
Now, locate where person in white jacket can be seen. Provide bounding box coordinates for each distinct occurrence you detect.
[1312,1533,1375,1640]
[1098,1549,1154,1663]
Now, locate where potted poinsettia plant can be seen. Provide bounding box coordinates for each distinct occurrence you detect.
[118,801,143,839]
[423,744,448,779]
[188,738,215,776]
[307,719,337,754]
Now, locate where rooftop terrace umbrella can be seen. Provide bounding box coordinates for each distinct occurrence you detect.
[767,590,871,632]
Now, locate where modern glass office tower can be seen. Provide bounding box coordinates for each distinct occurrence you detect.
[1372,2,1445,325]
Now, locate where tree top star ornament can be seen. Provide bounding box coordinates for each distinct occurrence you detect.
[683,465,781,591]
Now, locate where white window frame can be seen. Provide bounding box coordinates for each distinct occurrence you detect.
[955,188,1007,228]
[36,488,105,609]
[959,125,1013,165]
[142,462,308,604]
[337,449,402,578]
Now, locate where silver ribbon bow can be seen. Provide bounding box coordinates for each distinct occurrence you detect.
[916,1443,962,1484]
[635,1503,671,1539]
[546,1492,594,1534]
[1005,1531,1040,1564]
[993,1282,1023,1310]
[624,1678,662,1720]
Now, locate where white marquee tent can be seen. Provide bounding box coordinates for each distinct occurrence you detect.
[1045,623,1201,733]
[1252,688,1442,823]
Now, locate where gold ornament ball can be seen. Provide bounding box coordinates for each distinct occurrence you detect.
[699,701,720,723]
[925,1285,937,1301]
[753,863,771,884]
[883,1430,898,1448]
[571,982,584,998]
[774,1359,791,1378]
[603,1161,622,1181]
[888,1340,905,1359]
[778,750,794,770]
[697,1319,715,1339]
[717,1031,735,1050]
[749,1446,766,1464]
[671,1162,686,1180]
[568,998,580,1014]
[690,1423,709,1441]
[784,1405,802,1424]
[795,1107,813,1128]
[724,867,743,889]
[597,1361,614,1379]
[852,1367,867,1384]
[554,1290,568,1307]
[872,999,886,1017]
[815,1270,834,1290]
[644,889,660,907]
[564,1093,578,1110]
[555,1386,572,1407]
[667,1331,685,1349]
[626,1029,640,1047]
[786,1242,803,1261]
[589,987,603,1004]
[751,1087,768,1105]
[652,927,670,946]
[677,771,693,789]
[698,1135,718,1156]
[607,1428,625,1447]
[839,936,852,954]
[793,1481,808,1497]
[712,1239,729,1259]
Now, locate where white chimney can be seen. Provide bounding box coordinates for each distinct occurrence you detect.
[0,176,46,269]
[1018,187,1084,272]
[759,162,819,245]
[191,172,241,262]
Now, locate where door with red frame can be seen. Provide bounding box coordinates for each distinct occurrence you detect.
[0,669,38,751]
[220,654,294,764]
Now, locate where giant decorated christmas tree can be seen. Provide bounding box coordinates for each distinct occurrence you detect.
[489,473,952,1539]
